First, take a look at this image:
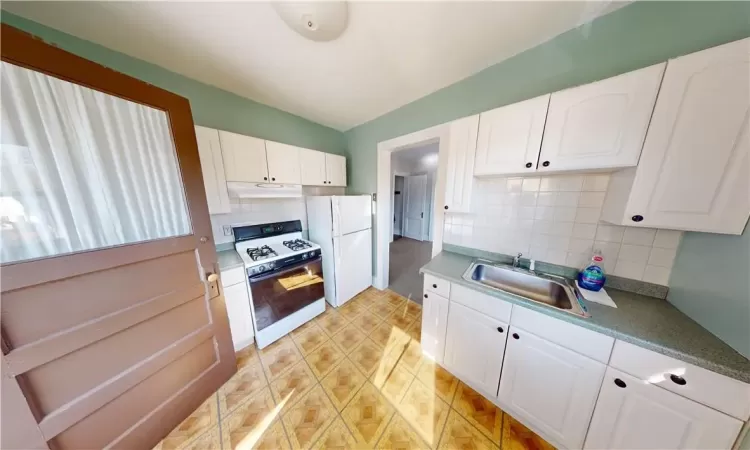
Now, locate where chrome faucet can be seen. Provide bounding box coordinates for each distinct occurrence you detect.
[512,253,522,268]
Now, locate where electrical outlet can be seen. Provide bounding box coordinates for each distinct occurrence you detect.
[222,225,232,236]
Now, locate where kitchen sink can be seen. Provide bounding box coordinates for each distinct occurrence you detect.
[462,260,589,317]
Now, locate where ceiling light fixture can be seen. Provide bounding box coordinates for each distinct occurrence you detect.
[272,1,349,42]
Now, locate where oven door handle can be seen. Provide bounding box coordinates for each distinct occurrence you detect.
[249,256,322,283]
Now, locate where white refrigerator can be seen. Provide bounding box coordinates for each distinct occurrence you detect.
[306,195,372,307]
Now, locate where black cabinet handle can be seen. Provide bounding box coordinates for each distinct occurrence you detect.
[670,374,687,386]
[432,284,437,289]
[263,177,268,181]
[631,215,644,222]
[542,161,550,167]
[512,333,519,340]
[423,294,428,299]
[525,162,532,168]
[497,326,504,333]
[614,378,627,388]
[444,205,449,210]
[271,177,276,181]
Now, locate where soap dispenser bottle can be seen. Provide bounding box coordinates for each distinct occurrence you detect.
[578,250,606,291]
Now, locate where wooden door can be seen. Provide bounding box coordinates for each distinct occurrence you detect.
[444,115,478,213]
[420,291,449,364]
[194,126,231,214]
[443,302,507,396]
[474,95,549,176]
[538,63,664,172]
[624,38,750,235]
[0,25,236,449]
[403,174,427,241]
[299,148,327,186]
[219,130,269,182]
[326,153,347,186]
[585,368,742,449]
[497,327,605,449]
[265,140,302,184]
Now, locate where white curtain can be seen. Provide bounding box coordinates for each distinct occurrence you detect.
[0,62,191,264]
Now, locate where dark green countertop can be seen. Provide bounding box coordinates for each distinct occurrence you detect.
[420,251,750,384]
[217,249,243,270]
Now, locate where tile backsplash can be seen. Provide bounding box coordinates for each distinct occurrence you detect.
[210,186,344,245]
[443,173,682,286]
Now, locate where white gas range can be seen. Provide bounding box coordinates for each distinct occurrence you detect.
[233,220,325,349]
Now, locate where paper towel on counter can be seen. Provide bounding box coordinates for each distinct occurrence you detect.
[575,281,617,308]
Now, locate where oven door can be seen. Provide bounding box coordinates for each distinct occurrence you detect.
[248,257,324,332]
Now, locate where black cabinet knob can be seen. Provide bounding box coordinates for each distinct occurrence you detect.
[525,162,533,168]
[631,215,644,222]
[432,284,437,289]
[614,378,627,388]
[512,333,519,340]
[670,374,687,386]
[271,177,276,181]
[444,205,449,210]
[497,326,504,333]
[423,294,428,299]
[542,161,550,167]
[263,177,268,180]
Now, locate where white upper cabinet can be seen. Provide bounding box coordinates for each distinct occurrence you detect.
[585,368,742,450]
[474,95,550,176]
[265,141,301,184]
[194,126,231,214]
[601,38,750,234]
[326,153,347,187]
[444,115,479,213]
[219,130,269,183]
[498,327,606,450]
[299,148,327,186]
[538,63,665,172]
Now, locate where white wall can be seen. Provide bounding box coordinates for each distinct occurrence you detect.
[390,144,439,242]
[443,173,682,286]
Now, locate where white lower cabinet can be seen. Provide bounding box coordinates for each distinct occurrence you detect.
[443,302,508,396]
[420,291,449,364]
[497,326,606,449]
[585,368,743,449]
[223,281,254,351]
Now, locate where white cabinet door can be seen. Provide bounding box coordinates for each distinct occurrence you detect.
[538,63,665,172]
[299,148,327,186]
[223,282,254,351]
[443,302,507,396]
[585,368,742,450]
[265,140,301,184]
[219,130,269,183]
[474,95,549,176]
[444,115,479,213]
[326,153,347,186]
[612,38,750,235]
[194,126,231,214]
[498,326,605,449]
[421,291,449,364]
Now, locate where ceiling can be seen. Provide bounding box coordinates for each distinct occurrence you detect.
[3,1,627,131]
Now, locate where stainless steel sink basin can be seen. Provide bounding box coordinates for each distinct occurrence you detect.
[462,260,589,317]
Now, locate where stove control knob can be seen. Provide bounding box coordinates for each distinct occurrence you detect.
[257,264,266,273]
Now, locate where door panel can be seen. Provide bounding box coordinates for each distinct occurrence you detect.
[421,292,449,364]
[195,126,231,214]
[444,115,478,212]
[0,24,235,450]
[326,153,347,186]
[334,229,372,305]
[299,148,327,186]
[404,174,427,240]
[334,195,372,236]
[266,140,302,184]
[220,130,268,183]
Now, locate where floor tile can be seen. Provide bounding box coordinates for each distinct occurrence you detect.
[269,360,317,413]
[369,321,411,352]
[260,336,304,381]
[305,340,346,380]
[501,413,556,450]
[292,324,330,356]
[369,300,398,319]
[348,309,381,334]
[282,385,338,449]
[452,382,503,442]
[438,410,498,450]
[377,413,430,450]
[160,425,221,450]
[331,323,368,354]
[342,382,396,448]
[338,299,367,321]
[384,309,417,331]
[319,311,350,336]
[349,338,400,377]
[220,387,280,450]
[405,320,422,343]
[415,362,459,404]
[222,419,290,450]
[363,286,387,299]
[397,378,450,448]
[383,290,408,309]
[218,361,268,416]
[291,319,322,338]
[320,358,368,411]
[396,340,425,375]
[371,363,415,406]
[158,394,219,449]
[312,417,359,450]
[235,346,261,372]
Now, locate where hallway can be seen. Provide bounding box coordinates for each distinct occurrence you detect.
[388,237,432,304]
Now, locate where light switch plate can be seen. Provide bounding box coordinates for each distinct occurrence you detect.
[222,225,232,236]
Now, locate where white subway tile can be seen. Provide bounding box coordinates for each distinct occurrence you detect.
[555,192,581,207]
[578,192,606,208]
[568,238,594,254]
[534,206,555,221]
[648,247,678,268]
[593,241,621,263]
[522,177,541,192]
[572,223,598,240]
[582,174,610,192]
[566,252,590,268]
[574,207,601,224]
[642,265,671,285]
[520,192,538,206]
[554,206,578,222]
[539,177,557,192]
[506,178,523,193]
[518,206,536,220]
[546,249,569,265]
[548,236,571,251]
[619,244,651,264]
[537,192,556,206]
[613,260,646,280]
[548,221,574,237]
[532,219,555,235]
[653,229,683,249]
[556,175,585,192]
[622,227,657,246]
[595,224,625,243]
[503,193,521,206]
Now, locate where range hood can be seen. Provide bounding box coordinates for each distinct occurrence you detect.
[227,181,302,198]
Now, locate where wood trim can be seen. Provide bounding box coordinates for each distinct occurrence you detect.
[5,283,206,375]
[38,327,215,440]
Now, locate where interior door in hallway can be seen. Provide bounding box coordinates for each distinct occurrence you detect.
[403,174,427,241]
[0,24,235,450]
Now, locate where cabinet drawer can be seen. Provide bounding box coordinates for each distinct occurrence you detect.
[424,273,451,298]
[449,283,512,323]
[221,266,246,288]
[610,340,750,421]
[510,307,614,363]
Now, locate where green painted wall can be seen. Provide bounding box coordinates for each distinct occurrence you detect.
[1,11,346,154]
[345,1,750,195]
